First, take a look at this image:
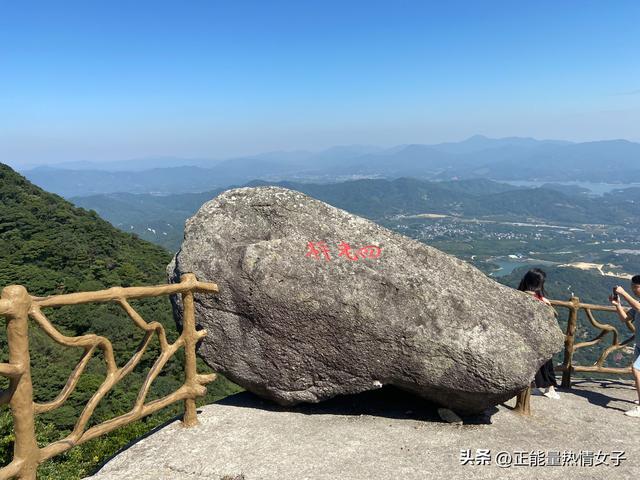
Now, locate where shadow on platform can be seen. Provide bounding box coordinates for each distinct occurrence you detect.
[562,378,637,412]
[215,385,497,425]
[92,386,499,475]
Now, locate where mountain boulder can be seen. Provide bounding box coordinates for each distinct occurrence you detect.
[168,186,564,414]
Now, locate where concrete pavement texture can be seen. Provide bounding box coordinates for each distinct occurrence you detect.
[88,378,640,480]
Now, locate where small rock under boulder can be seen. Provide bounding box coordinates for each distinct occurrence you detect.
[168,186,564,414]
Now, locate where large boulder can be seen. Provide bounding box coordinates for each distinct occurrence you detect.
[168,186,564,414]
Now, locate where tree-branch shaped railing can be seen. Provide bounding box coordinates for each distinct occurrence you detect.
[550,296,636,388]
[514,295,636,416]
[2,280,636,475]
[0,273,217,480]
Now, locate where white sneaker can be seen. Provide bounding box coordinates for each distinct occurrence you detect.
[531,387,544,396]
[543,388,560,400]
[624,406,640,418]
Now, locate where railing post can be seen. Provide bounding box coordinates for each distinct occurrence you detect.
[514,385,531,415]
[2,285,38,480]
[180,274,199,427]
[561,296,580,389]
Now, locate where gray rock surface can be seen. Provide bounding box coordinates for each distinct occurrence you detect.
[168,186,563,414]
[88,379,640,480]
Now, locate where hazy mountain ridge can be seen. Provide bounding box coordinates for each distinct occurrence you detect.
[20,136,640,197]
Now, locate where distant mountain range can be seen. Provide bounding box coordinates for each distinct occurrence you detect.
[71,177,640,252]
[19,136,640,197]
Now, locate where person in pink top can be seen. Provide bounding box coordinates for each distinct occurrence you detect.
[518,268,561,400]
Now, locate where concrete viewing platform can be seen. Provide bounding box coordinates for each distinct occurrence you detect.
[88,379,640,480]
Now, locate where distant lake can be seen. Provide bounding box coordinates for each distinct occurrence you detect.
[489,259,527,277]
[488,258,558,277]
[503,181,640,196]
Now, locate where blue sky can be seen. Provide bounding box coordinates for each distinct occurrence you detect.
[1,0,639,166]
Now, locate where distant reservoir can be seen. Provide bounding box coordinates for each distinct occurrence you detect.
[488,257,558,277]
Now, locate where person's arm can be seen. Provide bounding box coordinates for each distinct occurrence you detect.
[609,296,629,322]
[615,286,640,312]
[538,295,559,318]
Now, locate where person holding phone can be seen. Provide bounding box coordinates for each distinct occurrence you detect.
[518,268,561,399]
[609,275,640,418]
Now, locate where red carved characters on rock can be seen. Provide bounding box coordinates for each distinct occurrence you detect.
[305,241,332,261]
[358,245,382,259]
[305,241,382,262]
[337,241,359,261]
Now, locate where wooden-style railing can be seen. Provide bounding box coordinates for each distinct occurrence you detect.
[512,295,636,417]
[0,273,218,480]
[1,281,637,475]
[550,296,636,387]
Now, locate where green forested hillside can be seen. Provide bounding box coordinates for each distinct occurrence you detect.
[0,163,172,293]
[70,189,225,252]
[0,164,241,479]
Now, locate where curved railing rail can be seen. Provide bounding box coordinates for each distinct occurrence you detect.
[550,296,636,387]
[0,273,217,480]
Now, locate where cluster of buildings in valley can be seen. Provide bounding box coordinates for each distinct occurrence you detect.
[387,218,640,279]
[393,220,573,243]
